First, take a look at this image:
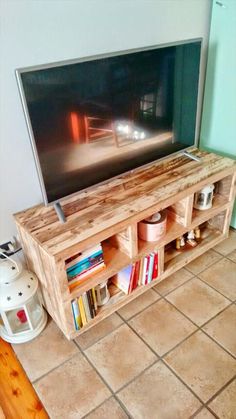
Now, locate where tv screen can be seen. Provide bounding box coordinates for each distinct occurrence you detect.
[16,40,201,204]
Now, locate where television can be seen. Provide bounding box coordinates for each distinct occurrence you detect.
[16,39,202,205]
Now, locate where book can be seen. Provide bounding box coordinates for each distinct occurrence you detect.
[128,264,136,294]
[71,299,82,330]
[144,256,150,285]
[66,252,104,277]
[138,258,144,286]
[65,244,103,268]
[68,263,105,291]
[91,287,98,313]
[152,252,158,280]
[87,289,96,318]
[141,257,148,285]
[132,260,140,291]
[78,296,87,326]
[67,259,105,281]
[148,253,154,283]
[112,265,132,294]
[82,292,92,321]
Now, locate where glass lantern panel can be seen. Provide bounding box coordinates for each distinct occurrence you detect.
[26,294,43,328]
[5,307,31,334]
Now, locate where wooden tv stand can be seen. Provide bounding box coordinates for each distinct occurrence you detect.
[14,148,236,339]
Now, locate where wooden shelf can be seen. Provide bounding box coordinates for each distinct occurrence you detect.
[14,149,236,339]
[70,243,131,299]
[192,194,229,225]
[164,227,224,275]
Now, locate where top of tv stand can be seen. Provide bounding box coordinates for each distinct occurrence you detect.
[14,147,236,259]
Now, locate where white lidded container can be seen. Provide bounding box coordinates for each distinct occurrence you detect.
[193,184,215,210]
[0,254,47,343]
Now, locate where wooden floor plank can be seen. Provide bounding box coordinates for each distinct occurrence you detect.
[0,338,49,419]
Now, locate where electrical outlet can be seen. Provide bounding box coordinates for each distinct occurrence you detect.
[0,236,20,258]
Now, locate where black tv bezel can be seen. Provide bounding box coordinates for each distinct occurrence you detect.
[16,38,202,206]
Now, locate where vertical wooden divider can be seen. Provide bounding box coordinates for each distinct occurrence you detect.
[157,246,165,276]
[109,224,138,259]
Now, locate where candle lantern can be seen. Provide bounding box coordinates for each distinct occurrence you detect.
[0,254,47,344]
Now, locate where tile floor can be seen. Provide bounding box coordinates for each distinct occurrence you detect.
[13,230,236,418]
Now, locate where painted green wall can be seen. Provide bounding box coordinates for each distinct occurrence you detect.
[200,0,236,227]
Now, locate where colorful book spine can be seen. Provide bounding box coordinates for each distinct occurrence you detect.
[82,292,92,321]
[78,295,87,326]
[152,251,158,280]
[66,251,104,278]
[68,263,105,291]
[71,299,82,330]
[148,253,154,283]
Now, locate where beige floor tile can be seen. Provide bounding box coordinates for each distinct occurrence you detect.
[214,229,236,256]
[194,407,215,418]
[34,352,111,418]
[208,379,236,418]
[75,313,123,350]
[86,397,129,419]
[118,361,201,419]
[185,249,221,275]
[166,277,230,326]
[228,249,236,263]
[85,324,156,392]
[199,258,236,300]
[203,304,236,356]
[164,331,236,402]
[154,268,193,296]
[118,289,160,320]
[13,320,78,382]
[129,299,196,356]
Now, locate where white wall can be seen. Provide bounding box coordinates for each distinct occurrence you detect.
[0,0,212,242]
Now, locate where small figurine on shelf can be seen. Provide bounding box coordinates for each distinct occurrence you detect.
[194,226,201,240]
[175,235,185,250]
[186,230,198,247]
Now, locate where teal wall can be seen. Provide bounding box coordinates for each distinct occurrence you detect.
[200,0,236,227]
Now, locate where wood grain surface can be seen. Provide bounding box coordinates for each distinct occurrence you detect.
[0,338,48,418]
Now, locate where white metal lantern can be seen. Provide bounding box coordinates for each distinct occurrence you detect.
[0,253,47,344]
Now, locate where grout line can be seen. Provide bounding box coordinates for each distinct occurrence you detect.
[152,273,194,298]
[184,252,224,276]
[74,334,142,419]
[206,374,236,408]
[189,406,219,419]
[118,293,161,322]
[200,328,236,360]
[116,312,161,359]
[32,351,81,385]
[74,319,124,351]
[197,274,235,302]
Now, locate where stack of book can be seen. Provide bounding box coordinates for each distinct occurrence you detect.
[71,288,98,330]
[112,251,158,294]
[65,244,105,291]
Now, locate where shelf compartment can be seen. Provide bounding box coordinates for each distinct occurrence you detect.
[108,224,138,258]
[164,224,225,277]
[138,217,185,256]
[192,194,229,225]
[69,273,163,338]
[167,195,193,227]
[69,242,131,299]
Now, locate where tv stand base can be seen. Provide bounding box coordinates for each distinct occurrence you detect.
[182,150,202,162]
[54,202,66,223]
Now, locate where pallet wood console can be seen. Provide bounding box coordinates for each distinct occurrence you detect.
[14,148,236,339]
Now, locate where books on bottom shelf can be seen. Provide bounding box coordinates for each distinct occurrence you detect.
[65,243,106,291]
[112,251,159,294]
[71,287,98,330]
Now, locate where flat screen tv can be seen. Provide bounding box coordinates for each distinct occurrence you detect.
[16,39,202,205]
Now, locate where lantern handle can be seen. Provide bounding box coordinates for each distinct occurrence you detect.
[0,251,20,273]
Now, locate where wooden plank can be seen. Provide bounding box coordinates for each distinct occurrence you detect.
[0,338,49,418]
[14,150,235,257]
